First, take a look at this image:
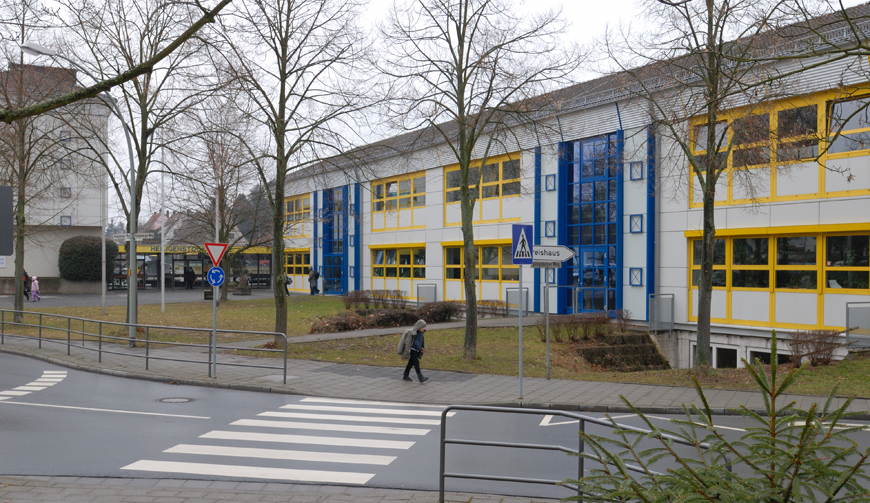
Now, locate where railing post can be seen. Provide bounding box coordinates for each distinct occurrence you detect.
[98,322,102,363]
[67,317,71,355]
[283,334,288,384]
[82,319,85,346]
[439,408,448,503]
[145,326,150,370]
[578,419,585,501]
[2,309,4,343]
[38,314,42,349]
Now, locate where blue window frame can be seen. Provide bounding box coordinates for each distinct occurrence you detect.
[545,220,556,237]
[321,186,348,294]
[560,133,623,314]
[545,174,556,191]
[630,268,643,286]
[630,161,644,180]
[630,214,643,233]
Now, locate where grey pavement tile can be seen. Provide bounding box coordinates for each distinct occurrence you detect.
[180,480,216,489]
[233,482,268,492]
[204,481,240,491]
[155,479,188,488]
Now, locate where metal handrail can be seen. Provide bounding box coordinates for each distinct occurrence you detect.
[0,308,288,383]
[439,404,712,502]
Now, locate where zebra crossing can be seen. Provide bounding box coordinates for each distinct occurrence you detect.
[121,397,454,484]
[0,370,67,400]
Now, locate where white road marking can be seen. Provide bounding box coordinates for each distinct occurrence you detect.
[280,403,455,417]
[14,386,46,391]
[0,391,30,396]
[0,397,10,401]
[200,430,415,449]
[42,372,66,375]
[121,460,374,484]
[259,411,440,426]
[27,382,55,386]
[231,419,430,435]
[165,444,396,465]
[539,415,578,426]
[301,397,447,409]
[0,401,209,419]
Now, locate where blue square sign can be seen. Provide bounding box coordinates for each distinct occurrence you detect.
[511,224,533,265]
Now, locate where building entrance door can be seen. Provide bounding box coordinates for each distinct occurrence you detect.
[578,247,616,312]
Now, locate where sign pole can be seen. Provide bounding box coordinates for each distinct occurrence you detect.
[204,242,227,379]
[545,267,550,380]
[519,265,523,400]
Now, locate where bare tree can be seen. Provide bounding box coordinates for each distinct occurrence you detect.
[211,0,373,342]
[173,92,272,300]
[53,0,219,329]
[0,0,233,124]
[0,0,105,320]
[381,0,581,360]
[603,0,817,367]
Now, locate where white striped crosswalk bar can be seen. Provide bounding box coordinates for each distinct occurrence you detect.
[259,411,440,425]
[231,419,431,435]
[121,460,374,484]
[164,444,396,465]
[200,430,416,449]
[281,403,455,417]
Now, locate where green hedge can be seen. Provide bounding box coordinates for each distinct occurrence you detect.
[58,235,118,282]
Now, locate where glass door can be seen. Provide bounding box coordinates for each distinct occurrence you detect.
[579,247,608,311]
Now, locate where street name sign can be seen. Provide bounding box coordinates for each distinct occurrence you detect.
[532,261,561,269]
[204,242,228,266]
[533,245,575,263]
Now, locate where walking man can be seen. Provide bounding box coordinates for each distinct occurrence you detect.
[398,319,428,383]
[308,267,320,295]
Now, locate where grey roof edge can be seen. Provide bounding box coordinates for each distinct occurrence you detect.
[285,3,870,190]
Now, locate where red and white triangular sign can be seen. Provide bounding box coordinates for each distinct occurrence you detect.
[204,242,228,266]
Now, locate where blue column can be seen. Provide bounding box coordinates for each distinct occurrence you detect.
[534,146,541,313]
[645,125,657,321]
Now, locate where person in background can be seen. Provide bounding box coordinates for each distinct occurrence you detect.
[308,267,320,295]
[285,272,292,295]
[22,270,30,301]
[399,319,429,383]
[30,276,40,301]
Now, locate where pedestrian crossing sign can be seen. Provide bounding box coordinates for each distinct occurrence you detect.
[511,224,533,265]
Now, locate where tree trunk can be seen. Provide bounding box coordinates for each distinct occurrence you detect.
[460,180,477,361]
[13,170,25,323]
[272,167,287,347]
[695,182,716,368]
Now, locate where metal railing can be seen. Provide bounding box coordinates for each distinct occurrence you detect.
[439,405,713,502]
[0,309,287,383]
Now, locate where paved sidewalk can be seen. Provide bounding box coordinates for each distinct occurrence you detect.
[1,322,867,416]
[0,476,558,502]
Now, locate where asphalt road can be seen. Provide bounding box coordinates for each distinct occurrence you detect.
[3,352,870,500]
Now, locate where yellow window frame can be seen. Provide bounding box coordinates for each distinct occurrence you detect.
[443,243,519,283]
[284,194,311,238]
[444,155,521,205]
[371,173,426,213]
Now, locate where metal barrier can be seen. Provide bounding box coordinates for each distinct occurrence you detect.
[504,287,529,316]
[846,302,870,348]
[439,405,713,502]
[416,283,438,307]
[649,293,675,334]
[0,309,288,383]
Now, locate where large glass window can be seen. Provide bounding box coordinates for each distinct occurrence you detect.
[372,174,426,212]
[284,250,310,277]
[732,238,770,288]
[775,236,816,289]
[691,239,726,287]
[372,247,425,280]
[826,235,870,289]
[443,244,518,283]
[778,105,818,161]
[828,96,870,154]
[284,194,310,237]
[444,158,521,204]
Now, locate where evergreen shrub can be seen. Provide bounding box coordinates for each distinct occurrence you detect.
[58,235,117,282]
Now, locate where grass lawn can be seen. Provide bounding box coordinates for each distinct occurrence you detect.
[282,326,870,398]
[4,296,344,344]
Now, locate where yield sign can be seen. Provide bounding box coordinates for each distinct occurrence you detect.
[204,242,228,266]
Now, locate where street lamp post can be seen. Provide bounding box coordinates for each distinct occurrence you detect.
[21,41,138,344]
